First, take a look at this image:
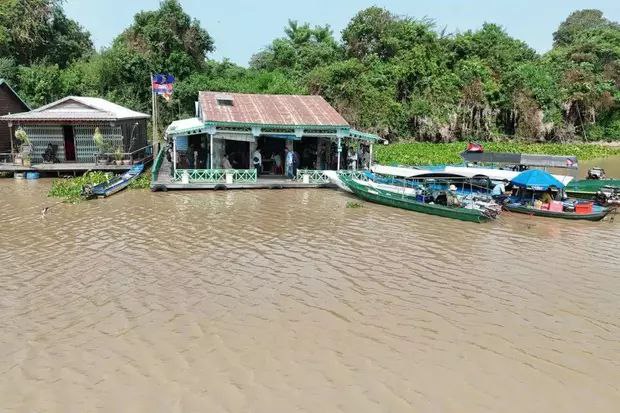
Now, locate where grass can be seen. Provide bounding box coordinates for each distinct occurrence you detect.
[374,142,620,166]
[49,168,152,203]
[346,201,363,208]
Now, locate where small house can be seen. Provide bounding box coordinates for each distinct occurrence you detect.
[1,96,150,168]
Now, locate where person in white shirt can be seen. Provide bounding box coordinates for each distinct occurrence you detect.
[222,154,232,169]
[252,148,262,174]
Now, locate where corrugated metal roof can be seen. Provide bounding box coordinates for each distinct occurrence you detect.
[0,96,149,122]
[199,91,349,127]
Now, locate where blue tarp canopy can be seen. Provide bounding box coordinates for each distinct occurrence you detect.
[511,169,566,190]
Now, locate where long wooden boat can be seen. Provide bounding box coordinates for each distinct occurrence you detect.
[340,175,496,223]
[82,163,144,199]
[504,202,611,221]
[565,179,620,199]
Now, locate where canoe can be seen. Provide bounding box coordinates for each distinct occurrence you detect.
[82,164,144,199]
[504,202,612,221]
[340,175,496,223]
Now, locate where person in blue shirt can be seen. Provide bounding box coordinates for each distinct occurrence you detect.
[491,179,510,202]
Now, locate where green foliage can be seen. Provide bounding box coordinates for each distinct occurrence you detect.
[14,128,30,145]
[0,0,92,67]
[2,2,619,144]
[374,142,620,166]
[48,171,111,203]
[128,169,151,189]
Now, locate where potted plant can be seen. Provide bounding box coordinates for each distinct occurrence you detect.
[22,152,31,167]
[114,146,124,166]
[14,128,32,166]
[93,127,109,164]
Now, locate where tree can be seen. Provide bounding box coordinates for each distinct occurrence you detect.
[0,0,92,67]
[553,9,619,47]
[250,20,342,75]
[113,0,214,78]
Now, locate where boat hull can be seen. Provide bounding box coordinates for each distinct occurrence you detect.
[341,176,492,223]
[504,204,611,221]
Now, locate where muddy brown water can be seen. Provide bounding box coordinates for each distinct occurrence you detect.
[0,160,619,412]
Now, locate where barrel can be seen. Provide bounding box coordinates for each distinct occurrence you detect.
[26,172,40,180]
[14,172,25,180]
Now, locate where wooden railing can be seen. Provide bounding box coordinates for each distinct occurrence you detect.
[172,169,257,184]
[151,146,166,182]
[295,169,369,183]
[94,145,153,165]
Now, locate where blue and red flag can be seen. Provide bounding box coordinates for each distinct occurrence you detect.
[152,74,175,100]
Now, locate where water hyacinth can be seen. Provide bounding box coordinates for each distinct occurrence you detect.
[48,171,112,203]
[374,142,620,166]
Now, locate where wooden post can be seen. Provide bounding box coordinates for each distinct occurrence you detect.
[209,133,213,169]
[369,143,373,168]
[8,121,14,159]
[337,137,341,171]
[172,136,177,173]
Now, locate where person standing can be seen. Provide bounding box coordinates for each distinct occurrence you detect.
[285,148,294,178]
[292,149,300,176]
[222,154,232,169]
[252,148,262,174]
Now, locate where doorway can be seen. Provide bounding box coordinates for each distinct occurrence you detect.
[225,140,250,169]
[257,136,286,175]
[63,125,76,161]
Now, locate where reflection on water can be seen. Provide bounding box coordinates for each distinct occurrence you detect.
[0,176,619,412]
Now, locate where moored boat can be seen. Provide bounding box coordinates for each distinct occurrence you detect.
[82,163,145,199]
[565,168,620,205]
[503,202,611,221]
[340,175,500,223]
[504,169,613,221]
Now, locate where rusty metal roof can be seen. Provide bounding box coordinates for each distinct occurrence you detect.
[198,91,349,127]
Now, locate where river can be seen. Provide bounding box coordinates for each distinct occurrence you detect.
[0,160,619,412]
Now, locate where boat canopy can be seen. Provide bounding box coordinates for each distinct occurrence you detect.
[511,169,566,190]
[460,151,579,170]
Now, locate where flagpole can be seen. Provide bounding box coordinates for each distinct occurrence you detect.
[151,74,158,155]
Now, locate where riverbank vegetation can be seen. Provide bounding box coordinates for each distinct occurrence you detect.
[48,168,152,202]
[375,142,620,166]
[1,1,619,142]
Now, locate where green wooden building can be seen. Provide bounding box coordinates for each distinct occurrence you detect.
[152,91,380,189]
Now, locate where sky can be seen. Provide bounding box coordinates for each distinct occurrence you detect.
[64,0,620,66]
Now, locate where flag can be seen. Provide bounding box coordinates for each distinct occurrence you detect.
[152,74,175,100]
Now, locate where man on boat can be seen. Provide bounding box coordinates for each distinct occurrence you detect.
[446,185,461,207]
[492,179,510,203]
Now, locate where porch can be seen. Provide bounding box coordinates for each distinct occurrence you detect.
[150,148,366,191]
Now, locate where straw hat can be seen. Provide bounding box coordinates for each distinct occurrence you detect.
[449,184,457,191]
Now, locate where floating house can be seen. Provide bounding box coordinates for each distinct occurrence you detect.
[152,91,380,189]
[0,79,30,160]
[0,96,151,173]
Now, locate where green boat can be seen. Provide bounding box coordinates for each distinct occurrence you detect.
[340,175,496,223]
[504,203,611,221]
[565,179,620,199]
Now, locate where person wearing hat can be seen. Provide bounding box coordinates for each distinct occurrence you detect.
[446,184,460,207]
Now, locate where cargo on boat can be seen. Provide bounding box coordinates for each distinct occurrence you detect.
[504,169,613,221]
[340,175,500,223]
